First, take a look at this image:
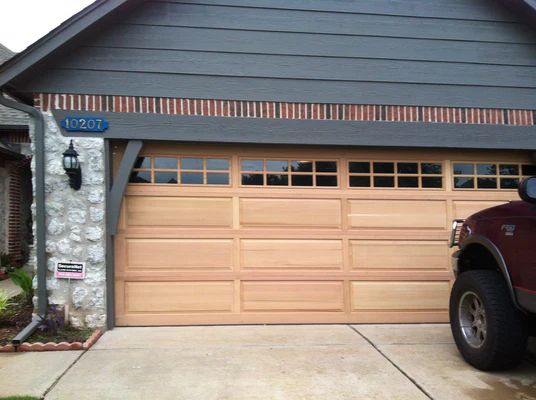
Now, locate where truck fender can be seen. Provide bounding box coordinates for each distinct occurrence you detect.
[460,234,519,309]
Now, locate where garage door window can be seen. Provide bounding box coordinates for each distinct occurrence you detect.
[453,163,536,190]
[348,161,443,189]
[241,159,338,187]
[129,156,230,185]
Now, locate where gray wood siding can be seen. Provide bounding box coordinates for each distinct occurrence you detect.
[19,0,536,109]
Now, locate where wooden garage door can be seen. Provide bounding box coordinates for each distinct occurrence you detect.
[114,143,532,326]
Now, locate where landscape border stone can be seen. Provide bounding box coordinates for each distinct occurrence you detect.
[0,329,102,352]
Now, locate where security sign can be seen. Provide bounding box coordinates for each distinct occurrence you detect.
[55,261,85,279]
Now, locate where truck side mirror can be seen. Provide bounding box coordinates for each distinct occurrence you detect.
[519,176,536,204]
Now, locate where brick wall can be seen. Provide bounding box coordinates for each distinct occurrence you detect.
[7,156,31,263]
[35,94,535,126]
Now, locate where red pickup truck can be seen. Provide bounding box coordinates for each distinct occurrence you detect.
[450,177,536,370]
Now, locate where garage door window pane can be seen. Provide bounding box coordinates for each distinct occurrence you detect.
[135,157,151,169]
[316,175,337,187]
[181,158,204,170]
[453,164,474,175]
[422,177,442,188]
[499,165,519,176]
[154,157,178,169]
[181,172,203,184]
[266,160,289,172]
[522,165,536,176]
[129,171,151,183]
[374,176,394,187]
[477,177,497,189]
[500,178,519,189]
[242,174,264,185]
[397,163,418,174]
[477,164,496,175]
[291,175,313,186]
[154,172,178,184]
[267,174,289,186]
[454,177,474,189]
[207,173,229,185]
[242,160,264,171]
[316,161,337,173]
[349,162,370,173]
[421,163,442,175]
[291,161,313,172]
[398,177,418,188]
[350,176,371,187]
[373,162,394,174]
[206,159,229,171]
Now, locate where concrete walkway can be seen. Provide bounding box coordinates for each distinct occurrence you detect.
[0,277,21,297]
[0,324,535,399]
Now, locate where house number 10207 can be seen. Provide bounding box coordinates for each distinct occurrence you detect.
[61,117,109,133]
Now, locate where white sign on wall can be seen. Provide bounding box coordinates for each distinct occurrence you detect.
[55,261,85,279]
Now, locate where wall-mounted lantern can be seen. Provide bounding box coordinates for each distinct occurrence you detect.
[62,140,82,190]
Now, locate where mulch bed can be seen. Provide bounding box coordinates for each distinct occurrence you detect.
[0,294,94,346]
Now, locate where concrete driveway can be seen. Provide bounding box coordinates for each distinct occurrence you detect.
[1,324,535,399]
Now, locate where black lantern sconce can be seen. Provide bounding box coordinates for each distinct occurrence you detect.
[62,140,82,190]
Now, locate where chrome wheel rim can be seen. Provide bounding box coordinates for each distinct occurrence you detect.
[458,291,487,348]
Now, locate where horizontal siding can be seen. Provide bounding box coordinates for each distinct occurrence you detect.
[160,0,517,22]
[89,25,536,67]
[24,70,536,109]
[17,0,536,109]
[60,47,536,88]
[122,3,536,44]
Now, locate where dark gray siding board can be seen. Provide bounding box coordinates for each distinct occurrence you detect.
[30,69,536,109]
[51,110,536,151]
[89,25,536,67]
[60,47,536,89]
[123,3,536,44]
[161,0,517,22]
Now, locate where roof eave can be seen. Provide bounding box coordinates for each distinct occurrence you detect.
[0,0,129,89]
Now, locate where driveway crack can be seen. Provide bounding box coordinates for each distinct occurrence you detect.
[348,325,434,400]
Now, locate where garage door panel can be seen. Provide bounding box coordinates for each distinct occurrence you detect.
[241,239,343,270]
[351,281,450,311]
[242,281,344,312]
[125,196,232,227]
[348,200,447,229]
[453,200,508,219]
[241,198,341,229]
[125,281,235,313]
[126,239,233,270]
[350,240,448,270]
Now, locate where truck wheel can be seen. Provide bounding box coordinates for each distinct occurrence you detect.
[449,270,528,370]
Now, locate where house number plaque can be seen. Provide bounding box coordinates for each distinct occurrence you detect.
[61,116,109,132]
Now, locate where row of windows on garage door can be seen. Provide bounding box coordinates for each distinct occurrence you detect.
[129,157,536,190]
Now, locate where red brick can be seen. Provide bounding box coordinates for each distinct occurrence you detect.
[71,342,83,350]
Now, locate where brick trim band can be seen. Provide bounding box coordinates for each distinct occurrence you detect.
[34,93,535,126]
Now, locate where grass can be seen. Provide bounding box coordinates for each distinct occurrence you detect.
[0,397,40,400]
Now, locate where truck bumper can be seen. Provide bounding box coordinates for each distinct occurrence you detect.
[451,250,462,278]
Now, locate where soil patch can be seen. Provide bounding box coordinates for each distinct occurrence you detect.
[0,294,33,344]
[0,295,93,345]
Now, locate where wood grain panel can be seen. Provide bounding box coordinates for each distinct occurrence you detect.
[242,281,344,312]
[348,200,447,229]
[351,281,450,311]
[241,239,343,270]
[125,281,234,313]
[126,239,233,270]
[125,196,232,227]
[241,199,341,229]
[453,200,508,219]
[350,240,448,270]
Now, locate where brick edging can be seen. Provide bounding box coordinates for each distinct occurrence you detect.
[34,93,535,126]
[0,329,102,352]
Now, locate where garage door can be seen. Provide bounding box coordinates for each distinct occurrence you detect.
[114,143,532,326]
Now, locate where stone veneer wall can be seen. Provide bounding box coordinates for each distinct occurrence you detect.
[29,112,106,329]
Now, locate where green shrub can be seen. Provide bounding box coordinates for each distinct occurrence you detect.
[0,289,13,318]
[9,269,34,304]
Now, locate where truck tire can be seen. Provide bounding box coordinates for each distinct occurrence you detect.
[449,270,528,370]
